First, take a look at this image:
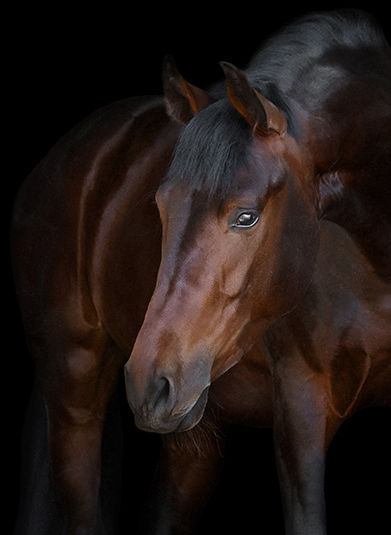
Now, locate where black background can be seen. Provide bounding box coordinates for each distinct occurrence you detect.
[6,3,391,534]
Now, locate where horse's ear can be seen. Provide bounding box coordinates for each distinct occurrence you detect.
[162,55,212,124]
[220,61,287,136]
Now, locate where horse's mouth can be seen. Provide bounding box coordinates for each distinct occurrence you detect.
[134,387,210,434]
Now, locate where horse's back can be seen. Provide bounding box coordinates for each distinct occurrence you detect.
[11,95,179,351]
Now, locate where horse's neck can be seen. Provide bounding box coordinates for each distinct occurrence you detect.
[322,175,391,281]
[305,68,391,281]
[314,121,391,281]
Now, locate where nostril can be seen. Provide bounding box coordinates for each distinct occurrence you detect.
[150,374,175,414]
[124,360,176,418]
[155,376,170,404]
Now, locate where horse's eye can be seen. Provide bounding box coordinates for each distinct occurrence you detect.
[229,210,260,229]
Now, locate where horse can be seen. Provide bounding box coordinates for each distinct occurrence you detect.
[123,9,391,535]
[11,8,390,535]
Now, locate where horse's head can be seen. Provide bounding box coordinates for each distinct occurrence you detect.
[125,59,319,433]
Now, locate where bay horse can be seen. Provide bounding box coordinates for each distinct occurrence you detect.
[124,8,391,535]
[11,8,390,535]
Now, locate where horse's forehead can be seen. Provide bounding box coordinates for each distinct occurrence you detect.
[160,166,277,214]
[159,136,289,215]
[157,183,212,228]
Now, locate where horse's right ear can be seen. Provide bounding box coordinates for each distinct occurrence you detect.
[162,56,212,124]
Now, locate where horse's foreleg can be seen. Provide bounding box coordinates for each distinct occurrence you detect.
[270,356,338,535]
[48,411,104,534]
[42,339,122,535]
[143,408,226,535]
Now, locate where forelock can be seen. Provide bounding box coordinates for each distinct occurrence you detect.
[165,99,253,200]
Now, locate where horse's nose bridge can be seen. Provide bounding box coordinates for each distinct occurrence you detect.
[124,316,181,399]
[124,240,217,411]
[125,309,213,402]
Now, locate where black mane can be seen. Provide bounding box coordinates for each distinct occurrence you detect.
[166,9,389,200]
[246,9,388,89]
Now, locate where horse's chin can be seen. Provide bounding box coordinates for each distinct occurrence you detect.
[174,387,210,433]
[134,387,210,434]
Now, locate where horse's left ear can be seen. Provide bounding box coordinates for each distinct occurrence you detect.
[162,56,213,124]
[220,61,287,136]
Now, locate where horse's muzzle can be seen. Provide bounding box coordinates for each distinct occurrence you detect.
[124,364,210,433]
